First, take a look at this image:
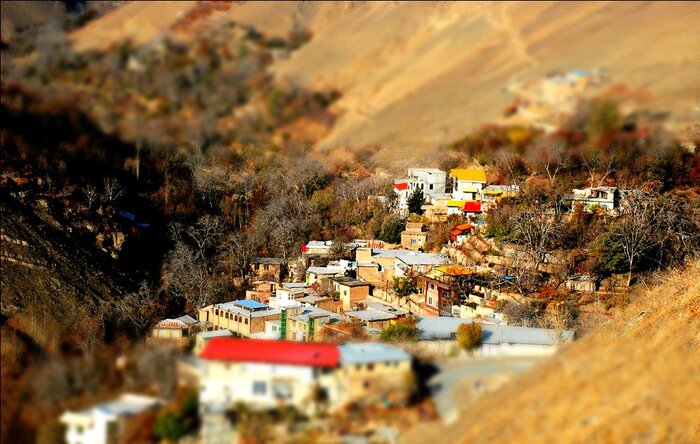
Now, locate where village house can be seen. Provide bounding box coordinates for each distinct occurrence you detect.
[401,222,428,250]
[199,338,341,419]
[305,261,353,285]
[482,184,520,212]
[337,342,413,406]
[199,300,281,337]
[422,265,479,316]
[268,287,306,309]
[302,240,334,256]
[356,248,450,293]
[284,306,347,341]
[149,315,202,348]
[194,329,234,355]
[245,280,277,304]
[449,168,486,201]
[60,394,162,444]
[418,317,575,357]
[450,223,474,245]
[297,294,342,312]
[394,168,447,216]
[250,257,285,282]
[569,186,619,211]
[344,300,406,330]
[330,276,370,310]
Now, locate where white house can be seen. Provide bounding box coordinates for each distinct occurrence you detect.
[199,338,341,414]
[449,168,486,201]
[394,168,447,215]
[60,394,161,444]
[570,186,619,211]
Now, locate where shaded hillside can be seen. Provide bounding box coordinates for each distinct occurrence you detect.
[403,261,700,443]
[0,189,133,318]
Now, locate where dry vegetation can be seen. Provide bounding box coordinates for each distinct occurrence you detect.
[406,261,700,443]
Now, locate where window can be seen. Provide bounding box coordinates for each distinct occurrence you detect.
[430,184,434,190]
[363,380,370,389]
[215,309,220,316]
[272,381,293,400]
[253,381,267,395]
[428,297,433,306]
[367,363,374,371]
[244,318,249,325]
[77,425,84,434]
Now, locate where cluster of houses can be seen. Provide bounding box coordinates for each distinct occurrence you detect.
[393,167,519,220]
[64,165,623,444]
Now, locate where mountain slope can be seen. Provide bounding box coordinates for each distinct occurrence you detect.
[65,1,700,163]
[404,261,700,443]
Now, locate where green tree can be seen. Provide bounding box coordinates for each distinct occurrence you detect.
[392,276,418,298]
[456,323,482,352]
[154,412,187,442]
[407,188,425,215]
[379,215,404,244]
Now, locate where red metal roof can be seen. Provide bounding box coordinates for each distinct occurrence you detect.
[462,201,482,212]
[394,182,408,191]
[455,223,474,231]
[200,338,340,368]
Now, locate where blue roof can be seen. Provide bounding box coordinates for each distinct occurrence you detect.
[339,342,411,365]
[233,299,268,310]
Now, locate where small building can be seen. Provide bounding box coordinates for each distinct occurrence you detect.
[565,275,599,293]
[337,342,413,406]
[297,294,342,312]
[449,168,486,201]
[330,277,370,311]
[450,223,474,245]
[306,265,348,285]
[60,394,161,444]
[401,222,428,251]
[302,240,334,256]
[422,265,478,316]
[344,309,397,330]
[482,184,520,212]
[251,257,285,282]
[285,306,347,342]
[198,338,341,415]
[394,168,448,216]
[194,329,235,355]
[569,187,619,211]
[417,317,574,357]
[245,280,277,303]
[150,315,201,347]
[268,288,306,309]
[199,300,281,338]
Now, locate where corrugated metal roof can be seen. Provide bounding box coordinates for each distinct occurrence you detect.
[339,342,411,365]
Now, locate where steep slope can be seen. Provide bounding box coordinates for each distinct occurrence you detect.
[64,1,700,163]
[228,1,700,163]
[404,262,700,443]
[0,189,132,318]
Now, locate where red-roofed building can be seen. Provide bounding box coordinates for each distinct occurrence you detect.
[450,223,474,244]
[462,201,482,213]
[200,338,340,368]
[393,182,409,191]
[199,338,342,415]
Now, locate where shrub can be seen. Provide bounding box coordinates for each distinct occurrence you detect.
[456,323,482,352]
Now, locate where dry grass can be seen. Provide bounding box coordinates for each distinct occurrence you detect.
[405,261,700,443]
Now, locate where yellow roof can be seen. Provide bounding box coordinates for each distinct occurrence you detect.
[483,189,504,195]
[450,168,486,183]
[435,265,474,276]
[446,199,467,207]
[460,187,480,193]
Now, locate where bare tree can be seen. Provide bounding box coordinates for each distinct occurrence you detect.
[531,143,569,186]
[582,152,614,187]
[185,215,224,258]
[613,199,661,286]
[162,241,220,314]
[511,207,561,271]
[102,177,125,205]
[219,231,259,280]
[115,281,160,334]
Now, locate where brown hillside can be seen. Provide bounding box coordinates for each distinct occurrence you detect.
[66,2,700,163]
[404,261,700,443]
